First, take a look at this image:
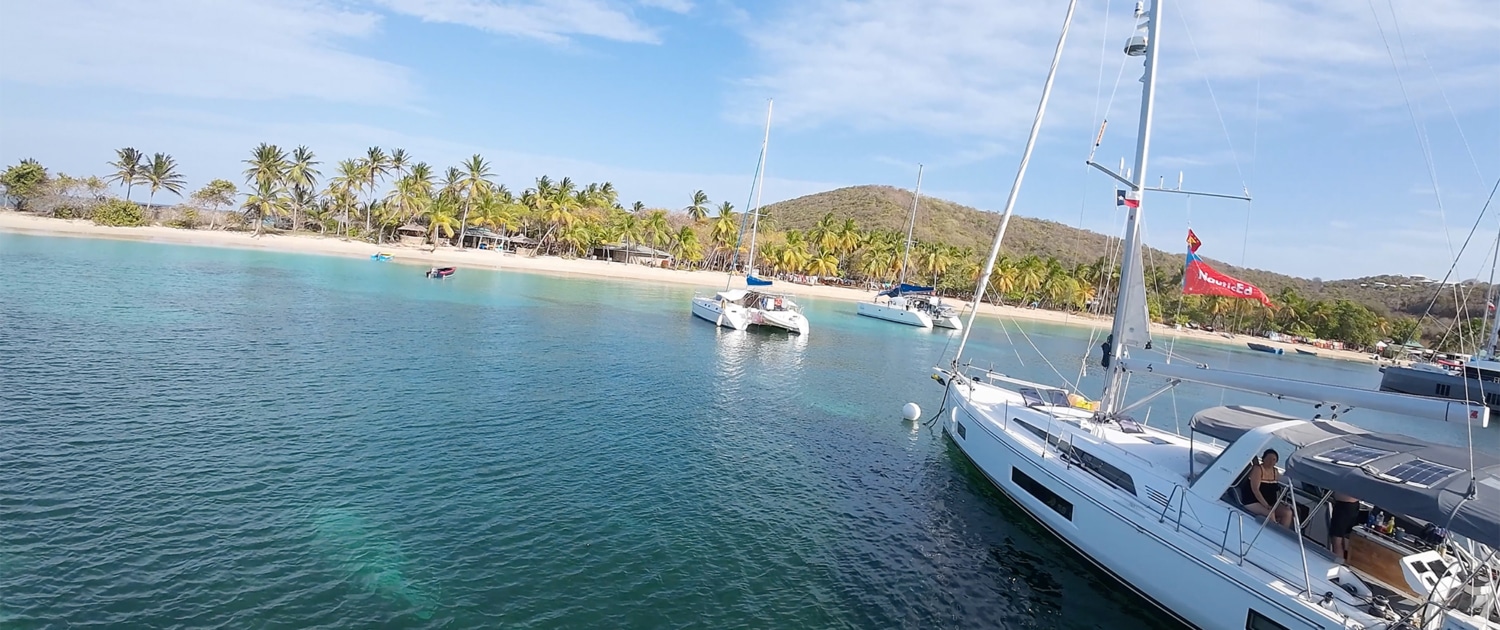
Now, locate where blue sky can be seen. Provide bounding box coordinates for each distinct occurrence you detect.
[2,0,1496,281]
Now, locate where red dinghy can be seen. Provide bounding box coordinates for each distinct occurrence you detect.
[425,267,455,279]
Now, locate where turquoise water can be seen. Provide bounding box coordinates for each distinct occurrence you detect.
[1,234,1493,629]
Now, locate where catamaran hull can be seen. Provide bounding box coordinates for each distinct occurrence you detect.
[857,301,933,328]
[751,309,809,335]
[691,297,749,331]
[931,315,962,330]
[943,394,1328,630]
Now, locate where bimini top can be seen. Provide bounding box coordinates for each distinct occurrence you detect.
[1189,405,1365,447]
[1190,405,1500,547]
[1290,432,1500,548]
[878,283,934,298]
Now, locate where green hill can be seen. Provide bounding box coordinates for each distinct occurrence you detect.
[759,185,1486,321]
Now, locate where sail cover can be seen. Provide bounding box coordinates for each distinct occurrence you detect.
[1117,214,1153,351]
[878,283,934,298]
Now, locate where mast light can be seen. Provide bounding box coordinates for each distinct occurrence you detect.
[1125,3,1150,56]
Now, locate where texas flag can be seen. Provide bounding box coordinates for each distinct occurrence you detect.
[1115,190,1139,209]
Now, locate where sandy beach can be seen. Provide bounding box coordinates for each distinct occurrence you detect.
[1,211,1377,363]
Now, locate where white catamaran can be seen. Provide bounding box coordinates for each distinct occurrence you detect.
[931,3,1500,629]
[691,99,811,336]
[857,165,963,331]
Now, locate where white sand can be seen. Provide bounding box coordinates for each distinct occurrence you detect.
[1,210,1377,364]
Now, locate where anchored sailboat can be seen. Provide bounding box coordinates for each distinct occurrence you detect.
[690,99,811,335]
[856,165,963,330]
[930,2,1498,629]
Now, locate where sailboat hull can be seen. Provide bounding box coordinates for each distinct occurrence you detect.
[943,389,1330,630]
[691,296,749,331]
[856,301,933,328]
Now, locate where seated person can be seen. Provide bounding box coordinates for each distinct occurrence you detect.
[1240,449,1293,527]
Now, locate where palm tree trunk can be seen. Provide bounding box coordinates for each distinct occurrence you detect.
[147,191,156,224]
[125,182,134,202]
[458,200,470,249]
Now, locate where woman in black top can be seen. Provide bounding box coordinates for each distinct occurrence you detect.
[1242,449,1293,527]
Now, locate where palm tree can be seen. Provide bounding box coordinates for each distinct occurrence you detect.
[242,181,287,236]
[710,202,738,269]
[361,146,390,236]
[286,146,320,231]
[808,253,839,278]
[632,201,645,214]
[671,226,703,268]
[457,154,493,248]
[328,159,366,238]
[389,148,410,179]
[421,195,462,244]
[614,213,643,263]
[836,218,861,256]
[242,143,289,236]
[643,209,671,253]
[808,213,839,256]
[684,190,710,223]
[106,147,146,202]
[141,153,186,216]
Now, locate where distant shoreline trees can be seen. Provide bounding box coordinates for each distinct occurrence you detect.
[0,151,1469,352]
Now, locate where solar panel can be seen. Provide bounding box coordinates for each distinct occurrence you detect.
[1314,444,1392,466]
[1382,460,1461,488]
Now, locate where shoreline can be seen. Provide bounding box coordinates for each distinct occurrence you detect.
[0,211,1378,364]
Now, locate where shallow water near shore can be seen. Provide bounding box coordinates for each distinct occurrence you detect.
[2,233,1494,629]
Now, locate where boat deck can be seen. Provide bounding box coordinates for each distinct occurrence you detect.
[959,373,1217,482]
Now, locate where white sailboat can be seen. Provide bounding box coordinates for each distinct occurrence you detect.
[858,162,936,330]
[931,3,1499,630]
[691,99,811,336]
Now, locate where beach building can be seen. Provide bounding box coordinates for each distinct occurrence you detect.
[460,227,535,252]
[592,242,673,266]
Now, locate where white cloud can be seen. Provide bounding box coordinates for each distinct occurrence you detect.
[638,0,693,13]
[375,0,666,44]
[0,0,414,104]
[737,0,1500,139]
[0,106,840,214]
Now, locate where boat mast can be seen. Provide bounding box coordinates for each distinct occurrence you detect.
[951,0,1079,364]
[898,164,925,287]
[1100,0,1164,416]
[746,99,774,278]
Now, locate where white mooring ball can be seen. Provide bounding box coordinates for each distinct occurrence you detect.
[902,402,921,421]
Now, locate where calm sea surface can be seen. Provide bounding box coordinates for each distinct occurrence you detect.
[2,233,1495,629]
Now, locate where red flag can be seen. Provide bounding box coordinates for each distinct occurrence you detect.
[1186,229,1201,253]
[1183,254,1273,308]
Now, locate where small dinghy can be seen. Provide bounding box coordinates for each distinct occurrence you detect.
[371,252,393,261]
[425,266,455,279]
[1294,348,1318,356]
[1246,342,1283,355]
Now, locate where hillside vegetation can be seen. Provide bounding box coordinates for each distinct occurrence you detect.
[760,185,1486,322]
